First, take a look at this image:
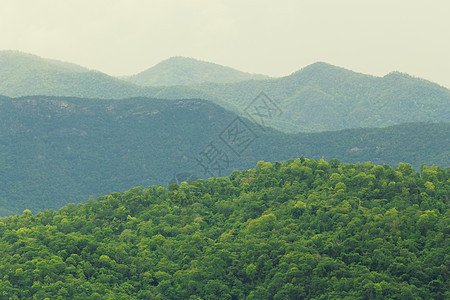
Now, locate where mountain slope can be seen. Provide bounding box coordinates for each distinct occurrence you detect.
[1,52,449,132]
[0,159,448,299]
[123,56,270,86]
[0,50,91,73]
[187,62,450,132]
[0,95,448,216]
[0,51,160,98]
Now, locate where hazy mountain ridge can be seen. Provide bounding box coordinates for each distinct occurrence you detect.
[0,51,161,98]
[1,51,449,133]
[0,95,448,216]
[122,56,270,86]
[0,50,91,73]
[189,62,450,132]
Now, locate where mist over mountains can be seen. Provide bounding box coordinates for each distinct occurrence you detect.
[0,49,448,299]
[1,51,448,133]
[0,51,448,216]
[1,0,450,296]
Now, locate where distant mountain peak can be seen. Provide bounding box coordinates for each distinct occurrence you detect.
[163,56,201,62]
[123,56,270,86]
[282,61,370,85]
[151,56,229,69]
[305,61,336,68]
[383,71,413,79]
[286,62,346,78]
[0,50,90,73]
[302,61,360,74]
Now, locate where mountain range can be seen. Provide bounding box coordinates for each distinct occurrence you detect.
[0,50,448,298]
[186,63,450,132]
[0,95,448,216]
[1,51,448,132]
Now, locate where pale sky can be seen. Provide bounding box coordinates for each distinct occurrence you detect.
[0,0,449,88]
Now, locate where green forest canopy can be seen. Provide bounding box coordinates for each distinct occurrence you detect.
[0,158,448,299]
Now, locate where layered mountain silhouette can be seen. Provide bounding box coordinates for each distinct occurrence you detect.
[1,51,449,132]
[0,95,448,216]
[187,62,450,132]
[0,51,447,299]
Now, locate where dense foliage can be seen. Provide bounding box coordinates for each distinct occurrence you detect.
[123,56,269,86]
[1,95,448,215]
[0,159,448,299]
[1,51,449,133]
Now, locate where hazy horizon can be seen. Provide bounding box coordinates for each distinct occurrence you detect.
[1,0,449,88]
[3,50,450,90]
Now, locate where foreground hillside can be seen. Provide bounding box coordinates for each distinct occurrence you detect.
[0,159,448,299]
[0,95,449,216]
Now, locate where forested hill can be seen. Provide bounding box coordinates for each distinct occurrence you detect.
[2,51,449,133]
[0,51,160,99]
[184,62,450,132]
[122,56,270,86]
[0,158,448,299]
[0,50,91,73]
[0,95,449,216]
